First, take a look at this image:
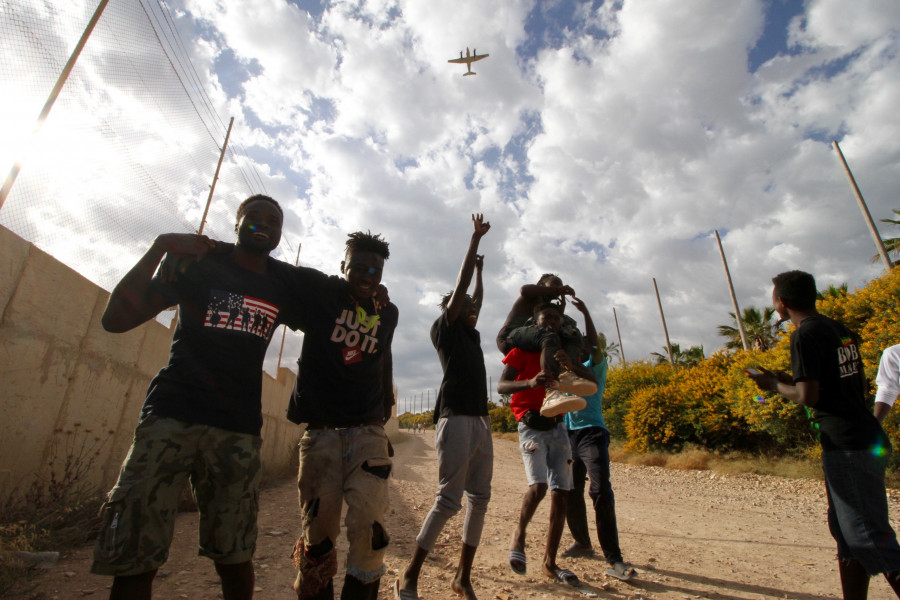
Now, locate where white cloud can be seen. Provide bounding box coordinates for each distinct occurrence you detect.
[5,0,900,410]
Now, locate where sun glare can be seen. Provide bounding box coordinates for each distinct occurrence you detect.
[0,84,40,179]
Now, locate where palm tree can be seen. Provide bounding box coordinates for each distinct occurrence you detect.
[872,209,900,266]
[595,332,622,364]
[816,283,848,301]
[651,342,704,367]
[717,306,782,351]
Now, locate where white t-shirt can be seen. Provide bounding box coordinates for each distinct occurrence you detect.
[875,343,900,407]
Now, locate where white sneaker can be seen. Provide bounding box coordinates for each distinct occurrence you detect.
[540,387,586,417]
[557,370,598,396]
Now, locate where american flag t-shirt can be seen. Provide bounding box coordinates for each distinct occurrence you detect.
[204,289,279,339]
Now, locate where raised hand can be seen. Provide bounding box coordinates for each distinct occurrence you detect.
[472,213,491,237]
[570,296,588,314]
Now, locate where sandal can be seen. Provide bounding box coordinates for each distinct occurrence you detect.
[554,568,581,587]
[508,549,527,575]
[605,561,636,581]
[392,579,419,600]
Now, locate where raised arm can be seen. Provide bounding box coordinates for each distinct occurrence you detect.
[101,233,214,333]
[472,253,484,311]
[446,214,490,324]
[571,296,600,363]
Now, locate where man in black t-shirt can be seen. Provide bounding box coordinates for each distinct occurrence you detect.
[284,232,398,600]
[749,270,900,599]
[396,214,491,600]
[91,195,289,600]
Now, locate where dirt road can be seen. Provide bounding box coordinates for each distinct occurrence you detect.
[23,430,900,599]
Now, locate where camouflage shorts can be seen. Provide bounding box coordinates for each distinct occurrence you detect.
[91,414,262,576]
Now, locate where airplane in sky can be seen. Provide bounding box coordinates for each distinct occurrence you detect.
[448,47,489,76]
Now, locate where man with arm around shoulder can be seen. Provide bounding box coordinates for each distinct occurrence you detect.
[92,195,290,600]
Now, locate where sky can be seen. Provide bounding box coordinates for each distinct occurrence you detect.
[3,0,900,415]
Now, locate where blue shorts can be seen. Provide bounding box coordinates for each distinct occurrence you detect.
[517,421,572,491]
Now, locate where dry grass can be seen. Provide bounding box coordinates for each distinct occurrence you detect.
[0,433,104,595]
[491,433,827,481]
[610,440,825,481]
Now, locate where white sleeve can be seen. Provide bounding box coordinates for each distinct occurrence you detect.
[874,345,900,408]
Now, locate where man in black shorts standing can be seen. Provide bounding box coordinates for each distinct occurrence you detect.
[92,194,291,600]
[285,232,398,600]
[396,214,491,600]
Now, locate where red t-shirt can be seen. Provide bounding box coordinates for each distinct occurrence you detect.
[502,348,545,421]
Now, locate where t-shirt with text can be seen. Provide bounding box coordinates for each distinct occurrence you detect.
[282,266,398,427]
[791,314,886,452]
[142,253,292,436]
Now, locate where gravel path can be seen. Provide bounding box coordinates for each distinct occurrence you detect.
[21,430,900,599]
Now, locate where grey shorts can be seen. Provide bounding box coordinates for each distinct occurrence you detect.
[517,420,573,490]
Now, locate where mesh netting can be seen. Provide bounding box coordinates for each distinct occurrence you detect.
[1,0,286,291]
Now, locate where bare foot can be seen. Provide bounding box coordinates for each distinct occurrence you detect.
[395,572,419,599]
[450,578,477,599]
[541,562,560,579]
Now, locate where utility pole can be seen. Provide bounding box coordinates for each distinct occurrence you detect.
[613,307,625,363]
[198,117,234,235]
[715,230,749,351]
[653,278,674,366]
[832,140,893,270]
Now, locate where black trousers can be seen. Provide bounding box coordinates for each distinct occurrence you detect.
[567,426,622,564]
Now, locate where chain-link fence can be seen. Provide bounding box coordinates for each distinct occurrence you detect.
[1,0,288,291]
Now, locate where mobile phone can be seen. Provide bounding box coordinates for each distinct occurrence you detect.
[744,368,761,376]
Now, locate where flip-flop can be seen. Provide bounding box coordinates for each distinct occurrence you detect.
[554,568,581,587]
[508,549,527,575]
[605,562,636,581]
[392,578,419,600]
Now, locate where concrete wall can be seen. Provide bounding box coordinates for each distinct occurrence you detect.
[0,226,305,497]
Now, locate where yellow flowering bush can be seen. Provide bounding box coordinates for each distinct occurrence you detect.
[818,267,900,456]
[623,384,683,453]
[625,350,790,452]
[615,268,900,456]
[604,361,674,439]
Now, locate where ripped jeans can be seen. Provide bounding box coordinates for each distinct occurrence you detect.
[295,424,391,595]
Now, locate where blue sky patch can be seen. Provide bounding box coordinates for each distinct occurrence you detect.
[747,0,805,73]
